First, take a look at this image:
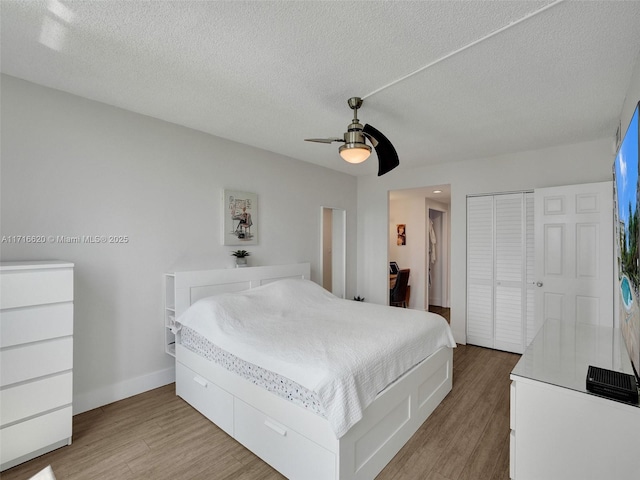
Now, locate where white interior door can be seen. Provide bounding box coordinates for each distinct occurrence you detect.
[534,182,613,332]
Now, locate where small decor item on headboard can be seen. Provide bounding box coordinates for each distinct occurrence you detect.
[231,249,250,268]
[353,296,365,302]
[224,189,258,246]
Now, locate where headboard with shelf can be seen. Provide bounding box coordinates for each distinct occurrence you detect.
[172,263,310,318]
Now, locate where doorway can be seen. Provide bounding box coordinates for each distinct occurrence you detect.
[320,206,346,298]
[388,185,450,311]
[427,207,448,309]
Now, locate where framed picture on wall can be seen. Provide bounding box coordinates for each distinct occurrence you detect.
[397,224,406,245]
[223,189,258,245]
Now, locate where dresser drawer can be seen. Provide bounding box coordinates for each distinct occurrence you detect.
[0,406,72,467]
[1,372,73,426]
[234,398,336,480]
[176,361,234,436]
[0,268,73,309]
[0,337,73,387]
[0,303,73,348]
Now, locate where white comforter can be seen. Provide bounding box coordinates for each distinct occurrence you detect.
[176,278,456,438]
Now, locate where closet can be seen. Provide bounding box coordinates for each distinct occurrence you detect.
[466,192,534,354]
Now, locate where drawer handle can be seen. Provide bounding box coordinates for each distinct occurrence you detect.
[193,376,208,388]
[264,419,287,436]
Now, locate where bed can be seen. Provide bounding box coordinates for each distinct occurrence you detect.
[173,263,455,480]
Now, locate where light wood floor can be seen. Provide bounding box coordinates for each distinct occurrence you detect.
[2,345,519,480]
[428,306,451,323]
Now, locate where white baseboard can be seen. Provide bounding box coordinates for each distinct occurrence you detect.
[73,365,176,415]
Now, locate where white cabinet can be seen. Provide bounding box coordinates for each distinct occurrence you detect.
[510,320,640,479]
[467,193,535,353]
[0,261,74,471]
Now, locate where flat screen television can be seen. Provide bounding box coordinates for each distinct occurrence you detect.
[613,100,640,381]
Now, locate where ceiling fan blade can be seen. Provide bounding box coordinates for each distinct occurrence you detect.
[304,137,344,144]
[363,124,399,176]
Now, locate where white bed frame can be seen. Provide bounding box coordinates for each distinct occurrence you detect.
[174,263,453,480]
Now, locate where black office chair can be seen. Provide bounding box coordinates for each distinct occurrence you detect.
[390,268,410,308]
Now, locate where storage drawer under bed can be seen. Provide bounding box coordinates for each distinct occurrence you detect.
[176,359,337,480]
[234,398,336,480]
[176,361,234,435]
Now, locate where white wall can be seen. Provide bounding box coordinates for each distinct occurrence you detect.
[0,75,358,413]
[358,138,614,343]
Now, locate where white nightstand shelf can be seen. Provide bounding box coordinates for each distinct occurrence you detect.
[164,273,176,356]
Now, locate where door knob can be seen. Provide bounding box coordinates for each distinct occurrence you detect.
[536,282,543,287]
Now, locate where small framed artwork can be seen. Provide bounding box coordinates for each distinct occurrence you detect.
[223,189,258,245]
[397,224,406,245]
[390,262,399,275]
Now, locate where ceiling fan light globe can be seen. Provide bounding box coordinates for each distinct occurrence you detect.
[339,143,371,164]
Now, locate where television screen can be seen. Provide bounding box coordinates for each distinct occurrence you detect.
[613,101,640,379]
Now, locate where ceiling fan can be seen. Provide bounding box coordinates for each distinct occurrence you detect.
[305,97,399,176]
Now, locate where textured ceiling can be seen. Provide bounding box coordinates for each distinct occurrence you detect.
[2,1,639,176]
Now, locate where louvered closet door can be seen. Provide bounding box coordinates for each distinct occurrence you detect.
[467,193,534,354]
[494,194,527,352]
[466,196,494,349]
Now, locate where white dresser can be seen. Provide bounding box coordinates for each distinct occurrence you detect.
[0,261,74,471]
[510,320,640,479]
